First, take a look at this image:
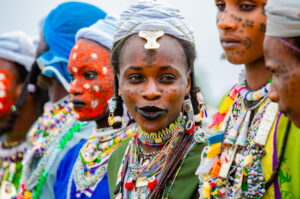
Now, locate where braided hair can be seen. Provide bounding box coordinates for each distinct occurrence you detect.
[111,34,203,198]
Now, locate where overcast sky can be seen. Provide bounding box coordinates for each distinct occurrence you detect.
[0,0,241,107]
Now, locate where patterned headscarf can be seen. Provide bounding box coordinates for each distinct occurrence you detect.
[266,0,300,37]
[76,15,119,50]
[0,31,36,71]
[113,0,194,44]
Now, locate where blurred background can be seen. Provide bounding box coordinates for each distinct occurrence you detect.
[0,0,241,107]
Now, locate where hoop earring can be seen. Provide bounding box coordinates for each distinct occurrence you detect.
[183,96,195,134]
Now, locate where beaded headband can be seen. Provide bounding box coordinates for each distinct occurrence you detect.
[278,38,300,53]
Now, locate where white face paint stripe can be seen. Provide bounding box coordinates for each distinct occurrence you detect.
[91,53,98,59]
[72,67,78,73]
[72,53,77,60]
[93,85,100,92]
[83,83,91,89]
[0,91,6,98]
[91,99,99,108]
[0,74,5,81]
[102,67,107,75]
[74,44,79,50]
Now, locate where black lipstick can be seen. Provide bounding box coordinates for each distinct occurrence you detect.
[72,99,86,109]
[136,106,166,120]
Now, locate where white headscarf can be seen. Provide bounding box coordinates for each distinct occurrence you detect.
[114,0,194,44]
[76,15,119,50]
[266,0,300,37]
[0,31,36,71]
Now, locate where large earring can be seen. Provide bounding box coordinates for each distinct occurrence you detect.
[108,97,123,128]
[194,92,207,123]
[183,96,195,134]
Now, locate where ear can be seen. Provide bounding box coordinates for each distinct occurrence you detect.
[15,83,24,99]
[185,70,191,96]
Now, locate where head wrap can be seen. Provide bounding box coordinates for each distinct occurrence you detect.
[266,0,300,37]
[37,2,106,90]
[113,0,194,44]
[0,31,36,71]
[76,15,119,50]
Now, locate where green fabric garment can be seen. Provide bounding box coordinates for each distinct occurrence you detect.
[275,116,300,199]
[2,160,22,189]
[108,138,205,199]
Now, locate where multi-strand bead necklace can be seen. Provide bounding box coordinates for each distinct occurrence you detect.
[0,140,27,199]
[68,126,134,198]
[18,96,86,199]
[114,114,187,199]
[197,80,278,199]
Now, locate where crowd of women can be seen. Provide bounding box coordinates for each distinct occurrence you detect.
[0,0,299,198]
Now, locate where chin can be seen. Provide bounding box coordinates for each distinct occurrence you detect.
[290,114,300,128]
[293,119,300,128]
[224,54,244,65]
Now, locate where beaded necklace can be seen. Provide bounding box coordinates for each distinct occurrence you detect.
[68,126,134,198]
[114,116,187,199]
[137,113,184,147]
[0,140,27,199]
[18,96,87,199]
[197,80,278,199]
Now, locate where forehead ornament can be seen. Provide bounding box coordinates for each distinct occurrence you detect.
[138,30,164,49]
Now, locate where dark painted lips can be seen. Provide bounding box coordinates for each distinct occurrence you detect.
[220,36,241,49]
[72,99,86,109]
[136,106,167,120]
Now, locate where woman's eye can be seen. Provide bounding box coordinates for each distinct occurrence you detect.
[216,1,226,11]
[239,4,256,11]
[128,74,144,83]
[159,74,176,83]
[84,71,98,80]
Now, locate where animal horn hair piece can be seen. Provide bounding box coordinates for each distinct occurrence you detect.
[138,30,164,49]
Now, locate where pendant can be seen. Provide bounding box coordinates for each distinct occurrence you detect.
[255,102,278,146]
[219,145,238,178]
[136,177,148,188]
[0,181,17,199]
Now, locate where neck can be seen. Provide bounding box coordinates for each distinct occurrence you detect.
[244,57,272,90]
[49,80,68,103]
[142,143,163,153]
[96,115,110,129]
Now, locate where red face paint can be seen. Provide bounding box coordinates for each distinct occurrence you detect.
[68,39,114,121]
[0,70,13,115]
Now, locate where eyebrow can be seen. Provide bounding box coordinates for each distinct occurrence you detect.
[126,66,143,71]
[159,65,171,70]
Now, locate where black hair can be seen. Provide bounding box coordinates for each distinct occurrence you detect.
[290,36,300,62]
[111,35,201,120]
[15,63,28,83]
[111,34,203,198]
[0,61,48,135]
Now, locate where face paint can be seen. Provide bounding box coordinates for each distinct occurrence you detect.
[68,39,114,121]
[215,0,267,65]
[118,34,191,133]
[0,70,13,115]
[264,36,300,127]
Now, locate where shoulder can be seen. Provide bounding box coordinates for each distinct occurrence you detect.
[107,138,132,198]
[167,141,206,199]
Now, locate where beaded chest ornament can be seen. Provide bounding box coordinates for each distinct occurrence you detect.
[197,80,278,199]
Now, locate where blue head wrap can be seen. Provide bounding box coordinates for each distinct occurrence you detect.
[76,15,119,50]
[37,1,106,90]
